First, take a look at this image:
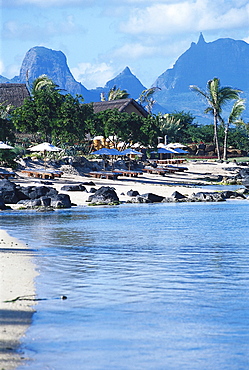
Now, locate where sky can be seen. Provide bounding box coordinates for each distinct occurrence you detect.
[1,0,249,90]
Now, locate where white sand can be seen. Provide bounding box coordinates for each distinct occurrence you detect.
[23,160,241,206]
[0,230,38,370]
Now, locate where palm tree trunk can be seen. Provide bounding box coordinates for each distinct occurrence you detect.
[213,112,220,160]
[223,125,228,160]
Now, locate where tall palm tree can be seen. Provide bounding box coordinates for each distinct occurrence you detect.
[156,113,181,142]
[223,99,245,160]
[138,87,161,114]
[190,78,241,160]
[31,75,59,95]
[101,85,129,101]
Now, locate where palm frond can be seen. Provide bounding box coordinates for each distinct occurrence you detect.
[228,99,246,124]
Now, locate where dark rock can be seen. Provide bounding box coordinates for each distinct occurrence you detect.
[164,191,187,202]
[171,191,187,200]
[0,179,18,204]
[0,195,9,210]
[60,184,87,192]
[127,189,140,197]
[40,196,51,206]
[89,188,97,193]
[88,186,119,204]
[189,192,225,202]
[17,185,58,200]
[128,196,151,203]
[17,199,42,207]
[51,194,72,208]
[140,193,164,203]
[202,175,223,182]
[221,191,246,199]
[81,181,95,186]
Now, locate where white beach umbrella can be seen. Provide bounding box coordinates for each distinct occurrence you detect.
[0,141,14,149]
[29,142,62,152]
[29,142,62,168]
[166,142,187,149]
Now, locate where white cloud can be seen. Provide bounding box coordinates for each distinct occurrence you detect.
[3,0,94,8]
[120,0,249,36]
[0,60,5,75]
[2,16,85,41]
[71,62,115,89]
[113,43,158,59]
[0,62,20,79]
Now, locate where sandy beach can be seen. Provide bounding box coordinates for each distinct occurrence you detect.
[13,159,244,207]
[0,230,37,370]
[0,159,245,369]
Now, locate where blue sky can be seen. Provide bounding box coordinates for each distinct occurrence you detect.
[1,0,249,89]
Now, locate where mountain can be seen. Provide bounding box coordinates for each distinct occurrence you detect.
[0,47,148,104]
[104,66,146,97]
[1,36,249,121]
[153,34,249,123]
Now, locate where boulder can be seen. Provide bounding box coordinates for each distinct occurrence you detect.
[0,179,19,203]
[127,189,140,197]
[189,192,225,202]
[17,199,42,207]
[128,192,164,203]
[50,194,72,208]
[89,187,97,193]
[60,184,87,192]
[128,196,151,203]
[0,195,9,210]
[221,191,246,199]
[163,191,187,202]
[140,193,165,203]
[88,186,119,204]
[202,175,223,182]
[81,181,95,186]
[17,185,58,200]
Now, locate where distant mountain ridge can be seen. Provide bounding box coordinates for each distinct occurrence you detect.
[1,35,249,122]
[153,34,249,122]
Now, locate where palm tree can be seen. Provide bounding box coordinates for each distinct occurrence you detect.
[223,99,245,160]
[190,78,242,160]
[31,75,59,95]
[138,87,161,114]
[156,113,181,141]
[101,85,129,101]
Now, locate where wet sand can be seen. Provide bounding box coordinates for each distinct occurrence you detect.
[0,230,38,370]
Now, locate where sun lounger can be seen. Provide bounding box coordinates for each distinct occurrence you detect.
[112,170,143,177]
[21,169,63,179]
[142,167,170,176]
[0,171,16,179]
[89,171,122,180]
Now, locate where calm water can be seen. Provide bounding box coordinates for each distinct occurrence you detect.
[1,201,249,370]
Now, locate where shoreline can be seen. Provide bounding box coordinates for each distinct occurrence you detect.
[0,160,245,368]
[0,230,38,370]
[11,160,244,207]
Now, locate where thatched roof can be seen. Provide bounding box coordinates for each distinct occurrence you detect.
[92,98,149,118]
[0,83,30,108]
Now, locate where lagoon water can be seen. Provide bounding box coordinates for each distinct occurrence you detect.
[2,201,249,370]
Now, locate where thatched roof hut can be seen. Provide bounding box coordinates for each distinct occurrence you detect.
[92,98,148,118]
[0,83,30,108]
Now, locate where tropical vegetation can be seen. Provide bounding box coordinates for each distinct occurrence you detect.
[190,78,243,160]
[0,75,248,165]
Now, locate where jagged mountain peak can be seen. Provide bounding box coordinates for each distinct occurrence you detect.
[104,66,146,99]
[197,32,206,45]
[17,46,90,98]
[154,36,249,93]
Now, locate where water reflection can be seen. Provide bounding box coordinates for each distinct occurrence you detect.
[2,202,249,369]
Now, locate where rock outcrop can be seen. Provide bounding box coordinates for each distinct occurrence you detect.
[87,186,119,205]
[0,180,72,209]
